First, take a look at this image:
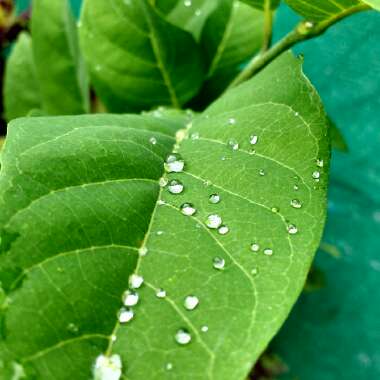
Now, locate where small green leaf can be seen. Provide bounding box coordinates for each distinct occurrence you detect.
[79,0,204,112]
[0,53,329,379]
[154,0,219,40]
[31,0,89,115]
[284,0,372,22]
[240,0,280,10]
[199,0,264,101]
[3,33,41,121]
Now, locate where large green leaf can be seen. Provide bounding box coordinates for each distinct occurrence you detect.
[79,0,204,112]
[240,0,281,10]
[154,0,219,40]
[363,0,380,9]
[0,53,329,380]
[284,0,372,21]
[31,0,89,115]
[3,32,41,121]
[199,0,264,102]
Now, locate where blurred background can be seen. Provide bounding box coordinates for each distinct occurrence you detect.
[1,1,379,379]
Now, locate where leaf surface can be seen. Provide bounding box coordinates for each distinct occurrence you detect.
[3,32,41,121]
[31,0,89,115]
[240,0,280,10]
[362,0,380,9]
[0,53,329,380]
[79,0,204,112]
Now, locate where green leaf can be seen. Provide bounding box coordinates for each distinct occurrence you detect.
[284,0,372,22]
[363,0,380,9]
[31,0,89,115]
[3,32,41,121]
[198,0,264,102]
[240,0,280,10]
[0,53,329,379]
[79,0,204,112]
[154,0,219,40]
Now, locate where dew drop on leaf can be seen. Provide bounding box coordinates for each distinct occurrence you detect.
[129,274,144,289]
[94,354,122,380]
[164,153,185,173]
[184,0,192,7]
[159,177,168,188]
[167,179,184,194]
[118,307,134,324]
[250,243,260,252]
[156,288,166,298]
[251,268,258,276]
[287,224,298,235]
[227,139,239,151]
[66,323,79,334]
[149,137,157,145]
[218,225,229,235]
[213,256,225,270]
[209,193,221,204]
[175,328,192,345]
[259,169,265,176]
[201,325,209,333]
[165,363,173,371]
[206,214,222,229]
[293,184,299,191]
[228,117,236,125]
[271,207,279,213]
[312,171,321,180]
[316,159,324,167]
[122,289,139,307]
[263,248,273,256]
[180,203,196,216]
[190,132,199,140]
[184,295,199,311]
[249,135,258,145]
[290,199,302,209]
[138,246,148,256]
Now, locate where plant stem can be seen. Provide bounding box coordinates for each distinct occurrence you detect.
[229,3,371,89]
[260,0,274,53]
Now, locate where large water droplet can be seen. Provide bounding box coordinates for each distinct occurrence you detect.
[129,274,144,289]
[94,354,122,380]
[290,199,302,209]
[175,329,192,345]
[118,307,134,323]
[164,154,184,173]
[180,203,196,216]
[250,243,260,252]
[184,295,199,311]
[287,224,298,235]
[263,248,273,256]
[249,135,258,145]
[213,256,225,270]
[218,225,229,235]
[209,193,221,204]
[206,214,222,229]
[122,289,139,307]
[156,288,166,298]
[167,179,184,194]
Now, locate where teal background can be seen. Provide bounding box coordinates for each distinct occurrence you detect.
[14,1,380,379]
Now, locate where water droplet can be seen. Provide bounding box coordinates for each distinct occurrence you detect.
[250,243,260,252]
[149,137,157,145]
[180,203,196,216]
[111,334,117,342]
[206,214,222,229]
[175,328,192,345]
[159,177,168,187]
[184,0,192,7]
[295,111,299,116]
[259,169,265,176]
[201,325,209,332]
[209,193,221,204]
[249,149,256,155]
[94,354,122,380]
[290,199,302,209]
[287,224,298,235]
[157,199,166,206]
[165,153,184,173]
[67,323,79,334]
[251,267,258,275]
[138,247,148,256]
[156,288,166,298]
[316,159,324,168]
[312,171,320,180]
[271,207,279,213]
[184,295,199,311]
[227,139,239,151]
[263,248,273,256]
[166,362,173,371]
[249,135,258,145]
[203,179,211,187]
[167,179,184,194]
[118,307,134,323]
[190,132,199,140]
[195,8,201,16]
[293,184,299,191]
[228,117,236,125]
[218,225,229,235]
[213,256,225,270]
[156,230,164,236]
[129,274,144,289]
[122,289,139,307]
